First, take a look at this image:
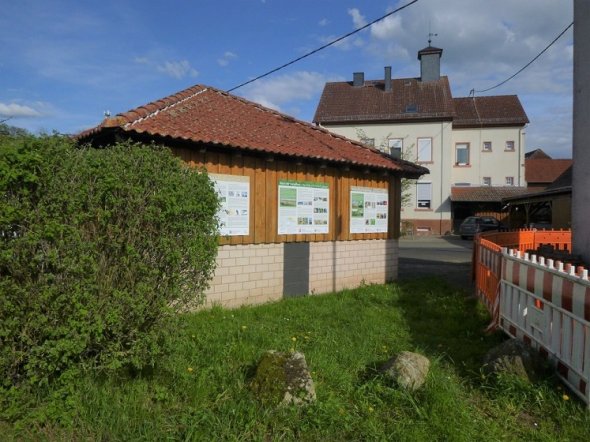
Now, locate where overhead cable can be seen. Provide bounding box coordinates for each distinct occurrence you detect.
[227,0,420,92]
[473,21,573,94]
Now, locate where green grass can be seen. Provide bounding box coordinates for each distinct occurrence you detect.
[4,278,590,441]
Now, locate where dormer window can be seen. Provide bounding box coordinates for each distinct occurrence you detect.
[405,104,418,113]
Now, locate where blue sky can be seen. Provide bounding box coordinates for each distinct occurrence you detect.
[0,0,573,158]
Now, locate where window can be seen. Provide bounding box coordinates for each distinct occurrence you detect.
[505,176,514,186]
[360,137,375,147]
[455,143,470,165]
[505,141,515,151]
[416,182,432,209]
[483,177,491,186]
[417,138,432,162]
[483,141,492,152]
[405,104,418,113]
[388,138,403,158]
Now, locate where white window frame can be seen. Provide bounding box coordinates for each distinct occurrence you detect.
[455,142,470,166]
[417,137,432,163]
[388,138,403,158]
[505,140,515,151]
[505,176,514,186]
[416,181,432,209]
[483,141,492,152]
[482,177,491,186]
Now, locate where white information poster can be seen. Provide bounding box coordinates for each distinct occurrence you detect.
[278,180,329,234]
[211,174,250,236]
[350,187,389,233]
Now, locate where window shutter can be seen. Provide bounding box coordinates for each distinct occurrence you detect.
[417,138,432,162]
[417,182,432,200]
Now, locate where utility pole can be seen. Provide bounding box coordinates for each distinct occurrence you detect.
[572,0,590,264]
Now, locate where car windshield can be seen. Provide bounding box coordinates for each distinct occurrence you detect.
[463,217,478,225]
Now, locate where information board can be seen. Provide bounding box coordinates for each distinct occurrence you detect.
[211,174,250,236]
[278,180,329,234]
[350,187,388,233]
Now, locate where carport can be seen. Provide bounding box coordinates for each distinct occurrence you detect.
[450,186,530,232]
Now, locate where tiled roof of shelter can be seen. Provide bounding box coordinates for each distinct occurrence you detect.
[313,76,455,124]
[453,96,529,127]
[450,186,532,202]
[76,85,428,177]
[525,159,573,184]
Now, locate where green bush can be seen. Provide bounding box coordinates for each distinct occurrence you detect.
[0,136,219,394]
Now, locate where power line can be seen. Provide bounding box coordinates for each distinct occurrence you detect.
[227,0,420,92]
[472,21,573,95]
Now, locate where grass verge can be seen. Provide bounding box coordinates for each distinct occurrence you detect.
[3,277,590,441]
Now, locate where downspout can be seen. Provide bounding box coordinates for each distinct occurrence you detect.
[440,121,445,235]
[518,125,526,186]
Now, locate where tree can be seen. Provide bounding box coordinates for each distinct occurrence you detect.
[355,128,415,208]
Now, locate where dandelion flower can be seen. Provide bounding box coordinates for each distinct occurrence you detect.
[187,367,193,373]
[241,325,247,330]
[562,394,570,401]
[291,336,297,342]
[368,406,374,413]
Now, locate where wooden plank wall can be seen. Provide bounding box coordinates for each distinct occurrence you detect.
[174,147,396,245]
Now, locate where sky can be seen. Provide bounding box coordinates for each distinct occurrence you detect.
[0,0,574,158]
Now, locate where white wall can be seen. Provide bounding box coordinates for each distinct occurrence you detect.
[451,127,526,187]
[321,121,454,222]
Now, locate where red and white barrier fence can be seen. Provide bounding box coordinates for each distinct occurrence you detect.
[500,248,590,406]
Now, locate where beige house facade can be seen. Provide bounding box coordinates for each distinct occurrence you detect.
[314,46,529,235]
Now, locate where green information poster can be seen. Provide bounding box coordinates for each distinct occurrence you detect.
[278,180,329,234]
[350,187,388,233]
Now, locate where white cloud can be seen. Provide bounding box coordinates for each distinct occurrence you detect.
[240,71,343,114]
[348,8,367,29]
[318,18,329,27]
[157,60,198,79]
[217,51,237,67]
[0,102,43,118]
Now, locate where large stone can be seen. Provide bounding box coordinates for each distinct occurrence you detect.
[380,351,430,391]
[251,350,316,406]
[482,339,546,382]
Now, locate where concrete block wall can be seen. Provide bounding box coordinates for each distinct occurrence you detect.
[309,239,398,294]
[205,239,399,308]
[205,243,284,308]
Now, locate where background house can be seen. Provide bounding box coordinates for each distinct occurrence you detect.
[313,45,529,236]
[78,85,426,307]
[525,153,572,191]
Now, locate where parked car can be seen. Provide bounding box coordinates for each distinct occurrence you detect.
[527,221,552,230]
[459,216,503,239]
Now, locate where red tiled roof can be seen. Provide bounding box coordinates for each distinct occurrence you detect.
[450,186,531,202]
[313,76,455,124]
[76,85,428,177]
[453,96,529,127]
[525,148,551,160]
[525,159,573,184]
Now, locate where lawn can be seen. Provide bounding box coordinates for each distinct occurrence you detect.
[4,278,590,441]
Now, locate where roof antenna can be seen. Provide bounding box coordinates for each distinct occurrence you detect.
[428,21,437,46]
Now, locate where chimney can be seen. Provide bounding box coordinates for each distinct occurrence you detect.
[417,46,443,82]
[353,72,364,87]
[384,66,392,92]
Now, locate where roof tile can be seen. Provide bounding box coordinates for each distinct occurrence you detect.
[77,85,428,177]
[525,159,573,184]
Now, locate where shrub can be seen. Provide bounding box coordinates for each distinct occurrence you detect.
[0,136,219,395]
